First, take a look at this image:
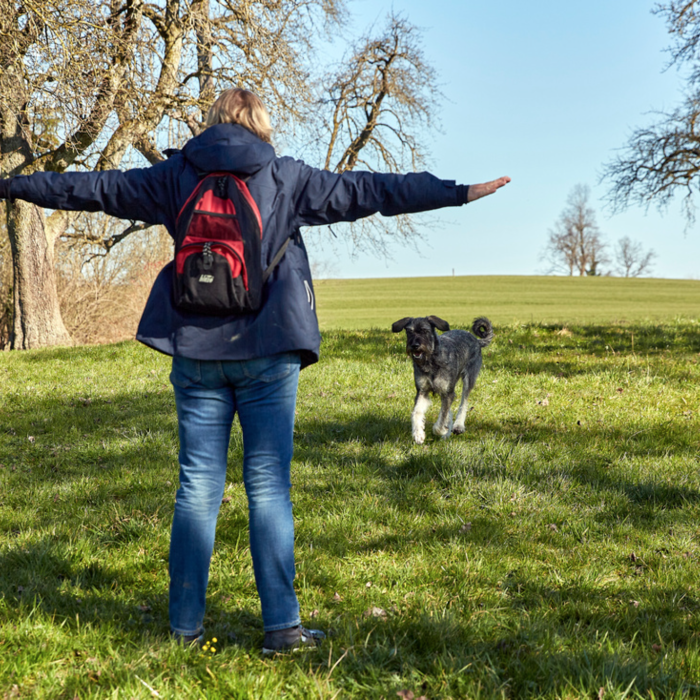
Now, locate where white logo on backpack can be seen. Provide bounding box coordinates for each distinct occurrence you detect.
[199,274,215,284]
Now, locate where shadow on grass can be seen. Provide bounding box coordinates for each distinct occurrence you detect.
[321,329,398,362]
[3,533,693,695]
[2,382,697,538]
[0,328,698,690]
[490,354,699,381]
[0,388,178,485]
[498,321,700,353]
[298,580,698,698]
[293,407,700,557]
[0,538,171,637]
[332,321,700,363]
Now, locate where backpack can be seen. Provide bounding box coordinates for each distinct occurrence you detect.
[173,171,289,315]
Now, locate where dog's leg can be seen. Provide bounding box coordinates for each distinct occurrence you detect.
[453,367,478,434]
[433,391,455,438]
[452,381,471,434]
[412,392,431,444]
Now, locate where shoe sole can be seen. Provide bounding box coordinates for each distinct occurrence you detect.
[261,643,320,655]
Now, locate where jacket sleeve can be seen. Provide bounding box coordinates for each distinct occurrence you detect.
[7,159,179,225]
[290,162,463,227]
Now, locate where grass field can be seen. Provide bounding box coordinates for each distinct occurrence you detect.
[0,279,700,698]
[314,275,700,329]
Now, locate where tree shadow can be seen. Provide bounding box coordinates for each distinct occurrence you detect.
[293,408,700,550]
[321,329,398,362]
[0,538,170,638]
[1,326,698,679]
[293,580,697,697]
[0,388,178,489]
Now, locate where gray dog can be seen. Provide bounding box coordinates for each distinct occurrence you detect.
[391,316,494,444]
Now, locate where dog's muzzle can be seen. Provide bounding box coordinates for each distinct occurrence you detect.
[408,344,427,362]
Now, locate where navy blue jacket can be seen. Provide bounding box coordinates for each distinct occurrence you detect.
[9,124,467,368]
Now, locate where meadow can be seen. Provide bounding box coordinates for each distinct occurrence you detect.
[0,276,699,699]
[313,275,700,329]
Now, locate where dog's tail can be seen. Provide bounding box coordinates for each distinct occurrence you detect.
[471,317,494,347]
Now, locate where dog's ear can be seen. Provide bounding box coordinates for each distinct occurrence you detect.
[427,316,450,332]
[391,317,413,333]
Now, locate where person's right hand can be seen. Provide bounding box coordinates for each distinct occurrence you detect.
[0,179,11,199]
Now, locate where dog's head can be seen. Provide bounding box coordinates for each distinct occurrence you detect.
[391,316,450,363]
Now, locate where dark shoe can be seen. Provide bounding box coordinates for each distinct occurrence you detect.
[262,625,325,654]
[172,630,204,646]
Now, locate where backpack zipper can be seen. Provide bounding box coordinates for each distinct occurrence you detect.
[176,241,247,286]
[202,242,213,270]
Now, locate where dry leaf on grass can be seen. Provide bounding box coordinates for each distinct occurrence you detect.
[364,606,387,620]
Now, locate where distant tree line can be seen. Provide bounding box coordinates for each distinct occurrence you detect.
[543,185,656,278]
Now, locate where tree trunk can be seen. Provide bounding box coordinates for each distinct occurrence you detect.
[6,200,72,349]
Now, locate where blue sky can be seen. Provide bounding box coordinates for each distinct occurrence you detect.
[304,0,700,280]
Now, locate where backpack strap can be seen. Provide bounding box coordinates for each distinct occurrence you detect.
[262,237,291,284]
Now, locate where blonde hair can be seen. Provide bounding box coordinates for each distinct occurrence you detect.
[205,88,273,143]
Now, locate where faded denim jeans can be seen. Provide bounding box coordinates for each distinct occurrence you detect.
[168,352,302,637]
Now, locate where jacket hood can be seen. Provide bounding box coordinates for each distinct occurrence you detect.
[180,123,276,175]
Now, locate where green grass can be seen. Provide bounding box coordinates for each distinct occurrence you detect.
[314,275,700,329]
[1,316,700,698]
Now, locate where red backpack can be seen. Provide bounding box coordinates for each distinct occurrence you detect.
[173,172,288,315]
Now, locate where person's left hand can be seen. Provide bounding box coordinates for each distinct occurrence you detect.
[467,176,511,202]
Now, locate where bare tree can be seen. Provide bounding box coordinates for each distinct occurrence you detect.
[613,236,657,277]
[2,2,441,347]
[0,0,344,349]
[603,2,700,221]
[312,14,441,254]
[55,217,173,345]
[543,185,609,276]
[1,0,133,348]
[0,208,11,346]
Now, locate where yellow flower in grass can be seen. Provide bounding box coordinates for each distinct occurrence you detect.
[200,638,217,655]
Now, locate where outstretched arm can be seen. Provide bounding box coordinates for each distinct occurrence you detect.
[291,162,511,228]
[290,160,513,227]
[0,160,179,226]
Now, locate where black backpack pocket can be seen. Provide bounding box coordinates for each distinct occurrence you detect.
[174,240,255,314]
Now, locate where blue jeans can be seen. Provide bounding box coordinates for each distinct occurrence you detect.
[168,352,302,637]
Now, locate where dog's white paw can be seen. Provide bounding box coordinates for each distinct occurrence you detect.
[452,425,465,435]
[432,424,449,438]
[413,429,425,444]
